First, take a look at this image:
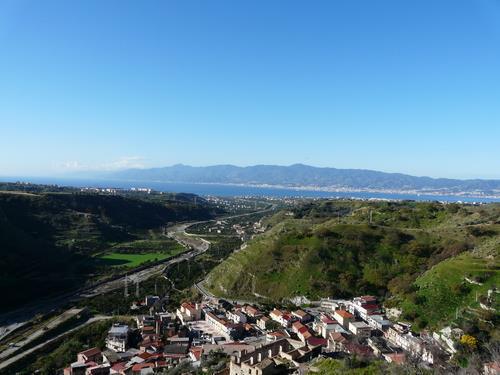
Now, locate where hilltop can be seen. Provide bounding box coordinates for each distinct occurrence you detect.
[206,200,500,329]
[107,164,500,196]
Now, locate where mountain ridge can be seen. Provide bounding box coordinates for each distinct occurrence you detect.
[105,164,500,195]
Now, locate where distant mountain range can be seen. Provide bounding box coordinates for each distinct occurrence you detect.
[105,164,500,196]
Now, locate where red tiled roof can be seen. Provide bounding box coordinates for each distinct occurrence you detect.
[138,352,153,360]
[190,347,203,361]
[385,352,406,364]
[132,363,154,371]
[111,362,126,371]
[181,302,197,312]
[244,305,259,315]
[329,332,347,343]
[282,313,292,321]
[321,315,338,324]
[270,309,283,317]
[335,310,353,319]
[298,326,309,334]
[344,342,373,356]
[306,337,327,347]
[79,347,101,358]
[293,309,308,318]
[300,330,312,340]
[360,295,377,301]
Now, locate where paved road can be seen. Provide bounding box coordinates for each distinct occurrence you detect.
[0,221,213,335]
[0,205,275,354]
[195,280,259,306]
[0,206,276,369]
[0,315,111,372]
[0,308,85,362]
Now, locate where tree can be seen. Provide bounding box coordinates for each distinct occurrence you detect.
[460,334,478,350]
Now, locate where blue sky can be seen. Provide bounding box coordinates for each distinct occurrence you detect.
[0,0,499,179]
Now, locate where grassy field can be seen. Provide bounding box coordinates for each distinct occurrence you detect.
[97,249,183,268]
[400,252,499,329]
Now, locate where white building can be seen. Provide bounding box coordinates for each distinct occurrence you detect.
[228,310,248,324]
[313,315,341,338]
[333,309,354,329]
[269,309,293,328]
[365,314,392,331]
[176,302,203,324]
[205,311,238,340]
[348,321,372,339]
[106,324,129,352]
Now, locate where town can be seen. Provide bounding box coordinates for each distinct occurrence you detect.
[61,292,478,375]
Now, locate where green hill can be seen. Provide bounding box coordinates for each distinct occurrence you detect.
[206,200,499,330]
[0,190,218,312]
[399,251,499,329]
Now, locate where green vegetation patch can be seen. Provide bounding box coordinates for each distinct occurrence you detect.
[206,201,499,330]
[400,252,499,329]
[97,250,179,268]
[311,358,422,375]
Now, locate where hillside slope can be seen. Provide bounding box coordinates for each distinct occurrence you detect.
[206,201,499,329]
[0,190,217,311]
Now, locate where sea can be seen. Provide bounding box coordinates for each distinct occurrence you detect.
[1,176,499,203]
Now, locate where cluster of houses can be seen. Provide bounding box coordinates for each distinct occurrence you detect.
[317,296,458,367]
[63,294,470,375]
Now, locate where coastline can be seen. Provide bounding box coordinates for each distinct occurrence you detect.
[1,176,499,202]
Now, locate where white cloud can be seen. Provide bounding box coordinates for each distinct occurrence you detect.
[57,156,147,172]
[100,156,146,170]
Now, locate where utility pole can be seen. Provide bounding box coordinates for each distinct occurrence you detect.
[154,281,158,295]
[124,274,129,297]
[136,279,140,298]
[369,210,373,224]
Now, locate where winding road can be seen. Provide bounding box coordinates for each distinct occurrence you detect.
[0,205,275,369]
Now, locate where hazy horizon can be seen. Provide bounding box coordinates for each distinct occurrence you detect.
[2,162,500,182]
